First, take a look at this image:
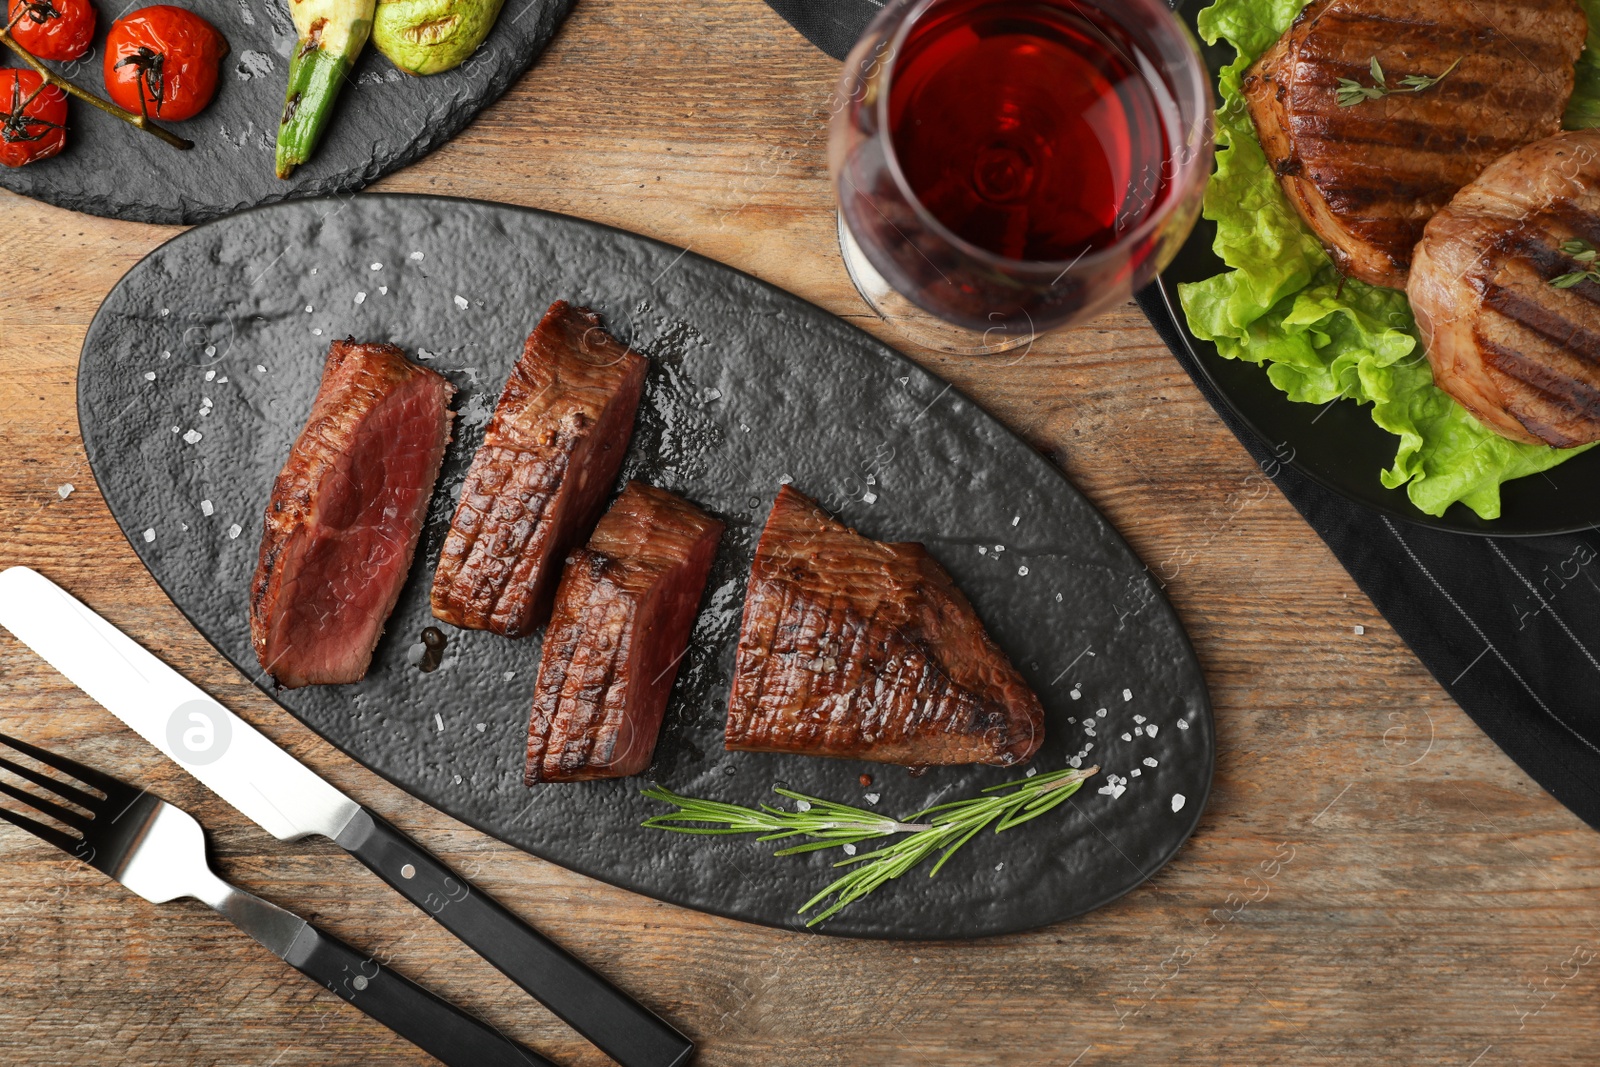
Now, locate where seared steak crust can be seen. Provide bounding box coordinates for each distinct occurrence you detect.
[1409,129,1600,447]
[251,340,454,688]
[724,486,1045,768]
[526,482,724,783]
[431,302,648,637]
[1243,0,1585,288]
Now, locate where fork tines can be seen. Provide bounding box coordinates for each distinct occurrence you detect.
[0,731,125,852]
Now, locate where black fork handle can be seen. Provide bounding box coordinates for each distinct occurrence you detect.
[283,921,552,1067]
[335,807,694,1067]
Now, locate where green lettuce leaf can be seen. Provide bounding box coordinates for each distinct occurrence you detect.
[1178,0,1597,519]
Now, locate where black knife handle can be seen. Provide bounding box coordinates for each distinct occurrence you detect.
[282,922,552,1067]
[336,807,693,1067]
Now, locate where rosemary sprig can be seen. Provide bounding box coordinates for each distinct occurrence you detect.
[1551,239,1600,289]
[1336,56,1461,108]
[642,765,1099,925]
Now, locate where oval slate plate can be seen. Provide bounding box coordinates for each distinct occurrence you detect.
[1151,0,1600,537]
[77,194,1213,938]
[0,0,572,225]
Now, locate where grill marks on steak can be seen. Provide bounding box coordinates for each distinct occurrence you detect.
[526,483,723,783]
[250,340,454,688]
[1243,0,1585,288]
[1409,129,1600,447]
[724,486,1044,768]
[431,302,647,637]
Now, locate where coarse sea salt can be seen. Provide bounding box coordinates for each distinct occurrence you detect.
[1176,720,1188,730]
[56,484,73,499]
[503,671,517,681]
[1146,724,1159,737]
[1143,757,1158,768]
[862,491,878,504]
[143,371,156,382]
[454,295,469,310]
[795,800,811,812]
[1133,714,1146,724]
[1121,733,1132,742]
[1122,688,1133,701]
[1095,708,1106,718]
[200,499,214,516]
[1354,625,1365,635]
[379,286,388,295]
[409,251,424,261]
[142,528,155,542]
[371,262,383,271]
[1011,516,1019,526]
[304,304,314,313]
[435,714,444,732]
[1018,565,1029,576]
[843,844,857,856]
[1171,794,1186,813]
[354,292,366,305]
[865,793,879,804]
[1025,767,1038,778]
[182,429,202,445]
[228,524,241,539]
[1069,688,1080,700]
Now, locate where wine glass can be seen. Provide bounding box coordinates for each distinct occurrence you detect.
[829,0,1214,354]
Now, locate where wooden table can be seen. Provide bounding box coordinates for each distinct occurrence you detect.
[3,1,1599,1063]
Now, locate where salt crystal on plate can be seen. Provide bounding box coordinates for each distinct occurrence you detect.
[475,723,486,733]
[142,528,155,542]
[435,714,444,732]
[160,308,169,316]
[228,524,241,539]
[1171,794,1186,812]
[1121,733,1132,742]
[182,429,202,444]
[200,499,214,516]
[862,491,877,504]
[217,377,228,384]
[370,262,382,271]
[978,546,987,555]
[1069,688,1080,700]
[1176,720,1188,730]
[1096,708,1107,718]
[795,800,811,812]
[170,425,180,433]
[1017,565,1029,576]
[453,295,469,310]
[994,544,1004,553]
[304,304,314,313]
[256,365,266,373]
[1354,625,1365,635]
[1068,756,1082,768]
[1011,516,1019,526]
[204,370,215,381]
[1146,724,1159,737]
[1143,757,1158,767]
[56,484,73,499]
[1133,725,1144,737]
[865,793,879,804]
[409,251,424,261]
[453,775,462,784]
[1133,714,1146,724]
[779,474,793,485]
[1122,688,1133,701]
[843,844,857,856]
[143,371,156,382]
[503,671,516,681]
[994,862,1004,871]
[379,286,388,295]
[1131,768,1141,777]
[354,292,366,305]
[1055,593,1062,602]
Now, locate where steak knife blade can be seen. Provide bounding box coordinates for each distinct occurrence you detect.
[0,566,693,1067]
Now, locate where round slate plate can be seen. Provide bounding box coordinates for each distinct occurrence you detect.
[77,193,1213,939]
[1150,0,1600,537]
[0,0,572,225]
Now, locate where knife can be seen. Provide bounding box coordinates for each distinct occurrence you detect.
[0,566,694,1067]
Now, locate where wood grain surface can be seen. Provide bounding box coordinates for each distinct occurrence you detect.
[3,1,1599,1064]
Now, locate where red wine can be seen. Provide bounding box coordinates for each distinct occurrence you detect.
[887,0,1174,262]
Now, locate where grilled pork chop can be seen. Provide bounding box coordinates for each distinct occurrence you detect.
[1409,129,1600,447]
[1243,0,1585,289]
[431,302,648,637]
[526,482,723,783]
[251,340,454,688]
[724,486,1044,768]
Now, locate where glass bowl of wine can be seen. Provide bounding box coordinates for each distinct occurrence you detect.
[830,0,1213,354]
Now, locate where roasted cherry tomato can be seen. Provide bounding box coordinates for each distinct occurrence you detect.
[103,5,228,122]
[7,0,96,61]
[0,69,66,167]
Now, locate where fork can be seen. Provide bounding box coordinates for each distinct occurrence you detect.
[0,731,553,1067]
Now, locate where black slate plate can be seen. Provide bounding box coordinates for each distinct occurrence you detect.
[77,193,1213,938]
[0,0,572,225]
[1153,0,1600,537]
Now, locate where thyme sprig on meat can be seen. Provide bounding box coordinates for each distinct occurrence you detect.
[1336,56,1462,107]
[1551,239,1600,288]
[642,765,1099,925]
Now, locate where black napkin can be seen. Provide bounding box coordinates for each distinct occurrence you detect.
[764,0,1600,830]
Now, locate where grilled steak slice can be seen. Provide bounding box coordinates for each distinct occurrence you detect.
[1243,0,1585,289]
[1409,129,1600,447]
[526,482,723,783]
[724,486,1044,767]
[431,302,648,637]
[250,340,454,688]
